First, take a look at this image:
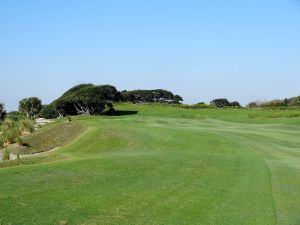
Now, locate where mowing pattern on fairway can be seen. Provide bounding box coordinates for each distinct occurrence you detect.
[0,105,299,225]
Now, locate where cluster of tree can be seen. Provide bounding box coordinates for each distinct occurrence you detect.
[120,89,183,104]
[19,97,42,118]
[52,84,119,117]
[167,100,241,110]
[39,103,59,119]
[6,90,300,123]
[9,84,183,119]
[210,99,241,108]
[247,96,300,108]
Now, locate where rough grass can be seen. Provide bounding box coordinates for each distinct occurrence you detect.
[0,104,299,225]
[249,111,300,119]
[12,121,85,155]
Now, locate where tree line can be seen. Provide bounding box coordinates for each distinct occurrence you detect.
[0,84,184,120]
[247,96,300,108]
[120,90,183,104]
[2,84,300,121]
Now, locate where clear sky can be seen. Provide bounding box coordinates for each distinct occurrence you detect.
[1,0,300,111]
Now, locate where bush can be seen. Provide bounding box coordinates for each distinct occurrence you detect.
[247,102,258,108]
[0,103,6,121]
[6,111,27,122]
[210,99,231,107]
[39,104,59,119]
[190,103,210,109]
[1,119,21,144]
[20,119,35,134]
[0,111,6,121]
[2,127,21,144]
[67,116,72,122]
[210,99,241,108]
[260,100,286,108]
[230,101,241,107]
[288,96,300,107]
[2,119,15,133]
[2,148,10,160]
[103,102,116,115]
[121,89,183,104]
[0,137,4,149]
[16,136,23,146]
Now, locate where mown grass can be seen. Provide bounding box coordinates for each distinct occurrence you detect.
[0,104,300,224]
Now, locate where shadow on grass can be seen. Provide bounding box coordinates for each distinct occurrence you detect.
[106,110,138,116]
[21,143,31,147]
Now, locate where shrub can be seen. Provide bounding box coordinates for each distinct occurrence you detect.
[16,150,20,159]
[260,100,286,108]
[210,99,241,108]
[20,119,35,134]
[210,99,231,107]
[39,104,59,119]
[67,116,72,122]
[230,101,241,107]
[121,89,183,104]
[6,111,27,122]
[288,96,300,107]
[0,137,4,149]
[104,102,116,115]
[2,127,21,144]
[1,119,21,144]
[2,148,10,160]
[0,103,6,121]
[190,103,210,109]
[2,119,15,133]
[16,136,23,146]
[247,102,258,108]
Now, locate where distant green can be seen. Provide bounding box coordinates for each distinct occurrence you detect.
[0,104,299,225]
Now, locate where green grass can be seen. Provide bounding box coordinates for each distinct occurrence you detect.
[0,104,300,224]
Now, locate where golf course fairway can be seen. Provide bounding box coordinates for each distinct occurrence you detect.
[1,104,300,225]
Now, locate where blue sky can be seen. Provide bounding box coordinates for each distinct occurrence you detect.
[1,0,300,111]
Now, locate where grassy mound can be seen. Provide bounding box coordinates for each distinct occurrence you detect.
[13,121,85,155]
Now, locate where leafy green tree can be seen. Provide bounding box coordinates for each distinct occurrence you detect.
[53,84,118,116]
[230,101,241,107]
[39,104,59,119]
[0,103,6,121]
[210,99,231,108]
[19,97,42,118]
[210,99,241,108]
[121,89,183,104]
[288,96,300,106]
[246,102,258,108]
[283,98,289,106]
[173,95,184,104]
